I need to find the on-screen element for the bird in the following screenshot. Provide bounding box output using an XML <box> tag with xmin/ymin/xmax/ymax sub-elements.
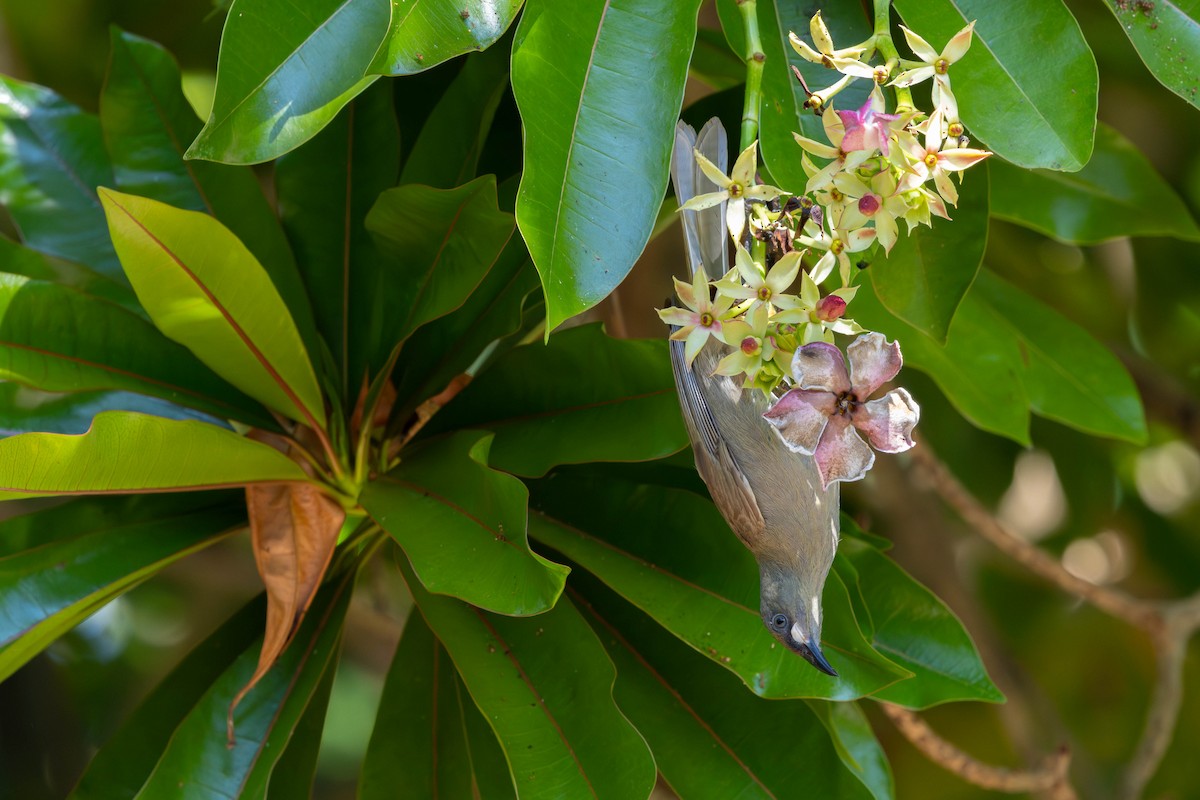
<box><xmin>668</xmin><ymin>118</ymin><xmax>840</xmax><ymax>677</ymax></box>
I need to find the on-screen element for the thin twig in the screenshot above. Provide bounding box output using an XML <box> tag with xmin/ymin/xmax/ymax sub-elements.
<box><xmin>881</xmin><ymin>703</ymin><xmax>1075</xmax><ymax>797</ymax></box>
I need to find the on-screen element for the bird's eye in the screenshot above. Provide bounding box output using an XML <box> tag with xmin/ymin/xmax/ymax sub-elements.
<box><xmin>771</xmin><ymin>613</ymin><xmax>788</xmax><ymax>631</ymax></box>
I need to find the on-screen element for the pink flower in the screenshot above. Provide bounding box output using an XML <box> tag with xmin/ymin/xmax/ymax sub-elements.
<box><xmin>836</xmin><ymin>91</ymin><xmax>900</xmax><ymax>157</ymax></box>
<box><xmin>762</xmin><ymin>333</ymin><xmax>920</xmax><ymax>488</ymax></box>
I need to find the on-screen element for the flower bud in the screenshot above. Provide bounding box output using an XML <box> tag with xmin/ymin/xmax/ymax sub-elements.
<box><xmin>816</xmin><ymin>295</ymin><xmax>847</xmax><ymax>321</ymax></box>
<box><xmin>858</xmin><ymin>193</ymin><xmax>881</xmax><ymax>217</ymax></box>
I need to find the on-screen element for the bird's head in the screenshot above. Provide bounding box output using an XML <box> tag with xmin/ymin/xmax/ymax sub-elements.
<box><xmin>759</xmin><ymin>558</ymin><xmax>838</xmax><ymax>676</ymax></box>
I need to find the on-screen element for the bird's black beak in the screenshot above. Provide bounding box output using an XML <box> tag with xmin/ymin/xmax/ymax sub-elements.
<box><xmin>804</xmin><ymin>639</ymin><xmax>839</xmax><ymax>677</ymax></box>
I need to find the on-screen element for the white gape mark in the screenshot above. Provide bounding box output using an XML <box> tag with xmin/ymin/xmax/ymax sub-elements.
<box><xmin>790</xmin><ymin>619</ymin><xmax>808</xmax><ymax>644</ymax></box>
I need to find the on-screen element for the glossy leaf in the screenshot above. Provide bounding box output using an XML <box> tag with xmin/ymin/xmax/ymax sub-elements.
<box><xmin>423</xmin><ymin>324</ymin><xmax>689</xmax><ymax>476</ymax></box>
<box><xmin>892</xmin><ymin>0</ymin><xmax>1097</xmax><ymax>171</ymax></box>
<box><xmin>0</xmin><ymin>235</ymin><xmax>133</xmax><ymax>310</ymax></box>
<box><xmin>398</xmin><ymin>556</ymin><xmax>658</xmax><ymax>800</ymax></box>
<box><xmin>186</xmin><ymin>0</ymin><xmax>392</xmax><ymax>164</ymax></box>
<box><xmin>576</xmin><ymin>583</ymin><xmax>886</xmax><ymax>800</ymax></box>
<box><xmin>69</xmin><ymin>596</ymin><xmax>265</xmax><ymax>800</ymax></box>
<box><xmin>267</xmin><ymin>647</ymin><xmax>337</xmax><ymax>799</ymax></box>
<box><xmin>529</xmin><ymin>473</ymin><xmax>909</xmax><ymax>699</ymax></box>
<box><xmin>132</xmin><ymin>569</ymin><xmax>353</xmax><ymax>800</ymax></box>
<box><xmin>275</xmin><ymin>80</ymin><xmax>399</xmax><ymax>398</ymax></box>
<box><xmin>393</xmin><ymin>236</ymin><xmax>539</xmax><ymax>413</ymax></box>
<box><xmin>363</xmin><ymin>176</ymin><xmax>515</xmax><ymax>370</ymax></box>
<box><xmin>371</xmin><ymin>0</ymin><xmax>520</xmax><ymax>75</ymax></box>
<box><xmin>836</xmin><ymin>537</ymin><xmax>1002</xmax><ymax>707</ymax></box>
<box><xmin>0</xmin><ymin>272</ymin><xmax>274</xmax><ymax>427</ymax></box>
<box><xmin>0</xmin><ymin>496</ymin><xmax>242</xmax><ymax>682</ymax></box>
<box><xmin>0</xmin><ymin>75</ymin><xmax>122</xmax><ymax>280</ymax></box>
<box><xmin>99</xmin><ymin>188</ymin><xmax>326</xmax><ymax>429</ymax></box>
<box><xmin>511</xmin><ymin>0</ymin><xmax>702</xmax><ymax>331</ymax></box>
<box><xmin>973</xmin><ymin>270</ymin><xmax>1146</xmax><ymax>443</ymax></box>
<box><xmin>989</xmin><ymin>124</ymin><xmax>1200</xmax><ymax>244</ymax></box>
<box><xmin>809</xmin><ymin>700</ymin><xmax>895</xmax><ymax>800</ymax></box>
<box><xmin>0</xmin><ymin>384</ymin><xmax>217</xmax><ymax>437</ymax></box>
<box><xmin>401</xmin><ymin>42</ymin><xmax>510</xmax><ymax>189</ymax></box>
<box><xmin>871</xmin><ymin>165</ymin><xmax>988</xmax><ymax>342</ymax></box>
<box><xmin>361</xmin><ymin>610</ymin><xmax>516</xmax><ymax>800</ymax></box>
<box><xmin>101</xmin><ymin>29</ymin><xmax>316</xmax><ymax>344</ymax></box>
<box><xmin>1101</xmin><ymin>0</ymin><xmax>1200</xmax><ymax>111</ymax></box>
<box><xmin>362</xmin><ymin>431</ymin><xmax>569</xmax><ymax>615</ymax></box>
<box><xmin>0</xmin><ymin>411</ymin><xmax>309</xmax><ymax>500</ymax></box>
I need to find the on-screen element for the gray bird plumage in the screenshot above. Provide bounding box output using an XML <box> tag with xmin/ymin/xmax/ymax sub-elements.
<box><xmin>669</xmin><ymin>119</ymin><xmax>841</xmax><ymax>676</ymax></box>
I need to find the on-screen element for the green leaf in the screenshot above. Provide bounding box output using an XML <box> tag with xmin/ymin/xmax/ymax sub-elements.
<box><xmin>397</xmin><ymin>555</ymin><xmax>658</xmax><ymax>800</ymax></box>
<box><xmin>400</xmin><ymin>41</ymin><xmax>511</xmax><ymax>188</ymax></box>
<box><xmin>850</xmin><ymin>278</ymin><xmax>1032</xmax><ymax>444</ymax></box>
<box><xmin>70</xmin><ymin>594</ymin><xmax>265</xmax><ymax>800</ymax></box>
<box><xmin>892</xmin><ymin>0</ymin><xmax>1097</xmax><ymax>171</ymax></box>
<box><xmin>836</xmin><ymin>536</ymin><xmax>1002</xmax><ymax>707</ymax></box>
<box><xmin>511</xmin><ymin>0</ymin><xmax>702</xmax><ymax>330</ymax></box>
<box><xmin>689</xmin><ymin>27</ymin><xmax>746</xmax><ymax>91</ymax></box>
<box><xmin>275</xmin><ymin>80</ymin><xmax>399</xmax><ymax>399</ymax></box>
<box><xmin>0</xmin><ymin>495</ymin><xmax>241</xmax><ymax>682</ymax></box>
<box><xmin>0</xmin><ymin>235</ymin><xmax>133</xmax><ymax>310</ymax></box>
<box><xmin>972</xmin><ymin>270</ymin><xmax>1147</xmax><ymax>443</ymax></box>
<box><xmin>529</xmin><ymin>473</ymin><xmax>909</xmax><ymax>699</ymax></box>
<box><xmin>361</xmin><ymin>610</ymin><xmax>516</xmax><ymax>800</ymax></box>
<box><xmin>423</xmin><ymin>324</ymin><xmax>689</xmax><ymax>476</ymax></box>
<box><xmin>1100</xmin><ymin>0</ymin><xmax>1200</xmax><ymax>111</ymax></box>
<box><xmin>186</xmin><ymin>0</ymin><xmax>392</xmax><ymax>164</ymax></box>
<box><xmin>0</xmin><ymin>385</ymin><xmax>215</xmax><ymax>437</ymax></box>
<box><xmin>370</xmin><ymin>0</ymin><xmax>521</xmax><ymax>76</ymax></box>
<box><xmin>362</xmin><ymin>431</ymin><xmax>568</xmax><ymax>615</ymax></box>
<box><xmin>132</xmin><ymin>568</ymin><xmax>353</xmax><ymax>800</ymax></box>
<box><xmin>0</xmin><ymin>272</ymin><xmax>274</xmax><ymax>427</ymax></box>
<box><xmin>101</xmin><ymin>29</ymin><xmax>317</xmax><ymax>349</ymax></box>
<box><xmin>871</xmin><ymin>163</ymin><xmax>988</xmax><ymax>342</ymax></box>
<box><xmin>0</xmin><ymin>75</ymin><xmax>123</xmax><ymax>281</ymax></box>
<box><xmin>363</xmin><ymin>176</ymin><xmax>515</xmax><ymax>370</ymax></box>
<box><xmin>394</xmin><ymin>237</ymin><xmax>539</xmax><ymax>413</ymax></box>
<box><xmin>99</xmin><ymin>188</ymin><xmax>326</xmax><ymax>429</ymax></box>
<box><xmin>809</xmin><ymin>700</ymin><xmax>895</xmax><ymax>800</ymax></box>
<box><xmin>0</xmin><ymin>411</ymin><xmax>309</xmax><ymax>500</ymax></box>
<box><xmin>576</xmin><ymin>582</ymin><xmax>886</xmax><ymax>800</ymax></box>
<box><xmin>988</xmin><ymin>124</ymin><xmax>1200</xmax><ymax>244</ymax></box>
<box><xmin>267</xmin><ymin>644</ymin><xmax>338</xmax><ymax>798</ymax></box>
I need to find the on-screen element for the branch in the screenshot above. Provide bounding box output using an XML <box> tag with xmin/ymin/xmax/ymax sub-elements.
<box><xmin>881</xmin><ymin>703</ymin><xmax>1075</xmax><ymax>798</ymax></box>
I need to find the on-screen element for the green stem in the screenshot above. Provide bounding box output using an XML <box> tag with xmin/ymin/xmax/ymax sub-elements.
<box><xmin>870</xmin><ymin>0</ymin><xmax>914</xmax><ymax>111</ymax></box>
<box><xmin>737</xmin><ymin>0</ymin><xmax>764</xmax><ymax>151</ymax></box>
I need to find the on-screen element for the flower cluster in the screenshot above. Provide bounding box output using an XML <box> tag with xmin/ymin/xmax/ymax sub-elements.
<box><xmin>660</xmin><ymin>13</ymin><xmax>987</xmax><ymax>484</ymax></box>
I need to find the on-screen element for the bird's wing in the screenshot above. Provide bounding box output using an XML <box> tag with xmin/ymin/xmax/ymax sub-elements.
<box><xmin>672</xmin><ymin>118</ymin><xmax>729</xmax><ymax>280</ymax></box>
<box><xmin>669</xmin><ymin>337</ymin><xmax>767</xmax><ymax>548</ymax></box>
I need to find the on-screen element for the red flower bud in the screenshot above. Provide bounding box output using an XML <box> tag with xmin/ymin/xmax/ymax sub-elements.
<box><xmin>816</xmin><ymin>295</ymin><xmax>847</xmax><ymax>321</ymax></box>
<box><xmin>857</xmin><ymin>193</ymin><xmax>881</xmax><ymax>217</ymax></box>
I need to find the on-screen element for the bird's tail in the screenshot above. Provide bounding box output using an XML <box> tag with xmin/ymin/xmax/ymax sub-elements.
<box><xmin>671</xmin><ymin>118</ymin><xmax>730</xmax><ymax>282</ymax></box>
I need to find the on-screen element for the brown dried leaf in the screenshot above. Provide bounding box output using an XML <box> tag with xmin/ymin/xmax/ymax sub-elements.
<box><xmin>350</xmin><ymin>374</ymin><xmax>398</xmax><ymax>442</ymax></box>
<box><xmin>228</xmin><ymin>482</ymin><xmax>345</xmax><ymax>741</ymax></box>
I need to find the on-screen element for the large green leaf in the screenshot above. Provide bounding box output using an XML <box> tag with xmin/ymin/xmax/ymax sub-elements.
<box><xmin>99</xmin><ymin>188</ymin><xmax>326</xmax><ymax>430</ymax></box>
<box><xmin>0</xmin><ymin>385</ymin><xmax>214</xmax><ymax>437</ymax></box>
<box><xmin>70</xmin><ymin>595</ymin><xmax>266</xmax><ymax>800</ymax></box>
<box><xmin>362</xmin><ymin>431</ymin><xmax>568</xmax><ymax>616</ymax></box>
<box><xmin>0</xmin><ymin>411</ymin><xmax>309</xmax><ymax>500</ymax></box>
<box><xmin>132</xmin><ymin>568</ymin><xmax>353</xmax><ymax>799</ymax></box>
<box><xmin>989</xmin><ymin>124</ymin><xmax>1200</xmax><ymax>244</ymax></box>
<box><xmin>266</xmin><ymin>645</ymin><xmax>338</xmax><ymax>798</ymax></box>
<box><xmin>1100</xmin><ymin>0</ymin><xmax>1200</xmax><ymax>111</ymax></box>
<box><xmin>0</xmin><ymin>75</ymin><xmax>123</xmax><ymax>281</ymax></box>
<box><xmin>511</xmin><ymin>0</ymin><xmax>702</xmax><ymax>330</ymax></box>
<box><xmin>361</xmin><ymin>610</ymin><xmax>515</xmax><ymax>800</ymax></box>
<box><xmin>835</xmin><ymin>537</ymin><xmax>1002</xmax><ymax>707</ymax></box>
<box><xmin>101</xmin><ymin>29</ymin><xmax>316</xmax><ymax>347</ymax></box>
<box><xmin>0</xmin><ymin>235</ymin><xmax>133</xmax><ymax>310</ymax></box>
<box><xmin>576</xmin><ymin>581</ymin><xmax>886</xmax><ymax>800</ymax></box>
<box><xmin>400</xmin><ymin>41</ymin><xmax>511</xmax><ymax>188</ymax></box>
<box><xmin>275</xmin><ymin>80</ymin><xmax>399</xmax><ymax>399</ymax></box>
<box><xmin>529</xmin><ymin>473</ymin><xmax>909</xmax><ymax>700</ymax></box>
<box><xmin>186</xmin><ymin>0</ymin><xmax>392</xmax><ymax>164</ymax></box>
<box><xmin>362</xmin><ymin>176</ymin><xmax>515</xmax><ymax>371</ymax></box>
<box><xmin>0</xmin><ymin>495</ymin><xmax>242</xmax><ymax>682</ymax></box>
<box><xmin>0</xmin><ymin>273</ymin><xmax>273</xmax><ymax>427</ymax></box>
<box><xmin>422</xmin><ymin>324</ymin><xmax>688</xmax><ymax>476</ymax></box>
<box><xmin>809</xmin><ymin>700</ymin><xmax>895</xmax><ymax>800</ymax></box>
<box><xmin>871</xmin><ymin>164</ymin><xmax>988</xmax><ymax>342</ymax></box>
<box><xmin>892</xmin><ymin>0</ymin><xmax>1097</xmax><ymax>171</ymax></box>
<box><xmin>371</xmin><ymin>0</ymin><xmax>521</xmax><ymax>75</ymax></box>
<box><xmin>398</xmin><ymin>555</ymin><xmax>658</xmax><ymax>800</ymax></box>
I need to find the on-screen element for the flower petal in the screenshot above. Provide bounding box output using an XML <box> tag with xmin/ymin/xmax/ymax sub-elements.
<box><xmin>942</xmin><ymin>21</ymin><xmax>975</xmax><ymax>64</ymax></box>
<box><xmin>684</xmin><ymin>326</ymin><xmax>712</xmax><ymax>367</ymax></box>
<box><xmin>726</xmin><ymin>197</ymin><xmax>747</xmax><ymax>242</ymax></box>
<box><xmin>694</xmin><ymin>148</ymin><xmax>733</xmax><ymax>190</ymax></box>
<box><xmin>889</xmin><ymin>65</ymin><xmax>934</xmax><ymax>88</ymax></box>
<box><xmin>791</xmin><ymin>341</ymin><xmax>851</xmax><ymax>394</ymax></box>
<box><xmin>730</xmin><ymin>141</ymin><xmax>760</xmax><ymax>186</ymax></box>
<box><xmin>767</xmin><ymin>250</ymin><xmax>802</xmax><ymax>293</ymax></box>
<box><xmin>793</xmin><ymin>133</ymin><xmax>840</xmax><ymax>160</ymax></box>
<box><xmin>899</xmin><ymin>25</ymin><xmax>938</xmax><ymax>62</ymax></box>
<box><xmin>762</xmin><ymin>388</ymin><xmax>836</xmax><ymax>455</ymax></box>
<box><xmin>853</xmin><ymin>387</ymin><xmax>920</xmax><ymax>453</ymax></box>
<box><xmin>809</xmin><ymin>250</ymin><xmax>837</xmax><ymax>285</ymax></box>
<box><xmin>814</xmin><ymin>414</ymin><xmax>875</xmax><ymax>487</ymax></box>
<box><xmin>658</xmin><ymin>306</ymin><xmax>695</xmax><ymax>327</ymax></box>
<box><xmin>789</xmin><ymin>33</ymin><xmax>826</xmax><ymax>64</ymax></box>
<box><xmin>846</xmin><ymin>332</ymin><xmax>902</xmax><ymax>397</ymax></box>
<box><xmin>938</xmin><ymin>147</ymin><xmax>992</xmax><ymax>171</ymax></box>
<box><xmin>680</xmin><ymin>191</ymin><xmax>728</xmax><ymax>211</ymax></box>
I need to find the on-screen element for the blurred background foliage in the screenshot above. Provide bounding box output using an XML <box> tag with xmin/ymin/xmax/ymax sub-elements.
<box><xmin>0</xmin><ymin>0</ymin><xmax>1197</xmax><ymax>798</ymax></box>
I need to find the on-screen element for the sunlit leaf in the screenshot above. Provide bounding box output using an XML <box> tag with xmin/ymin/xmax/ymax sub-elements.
<box><xmin>1100</xmin><ymin>0</ymin><xmax>1200</xmax><ymax>112</ymax></box>
<box><xmin>371</xmin><ymin>0</ymin><xmax>521</xmax><ymax>76</ymax></box>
